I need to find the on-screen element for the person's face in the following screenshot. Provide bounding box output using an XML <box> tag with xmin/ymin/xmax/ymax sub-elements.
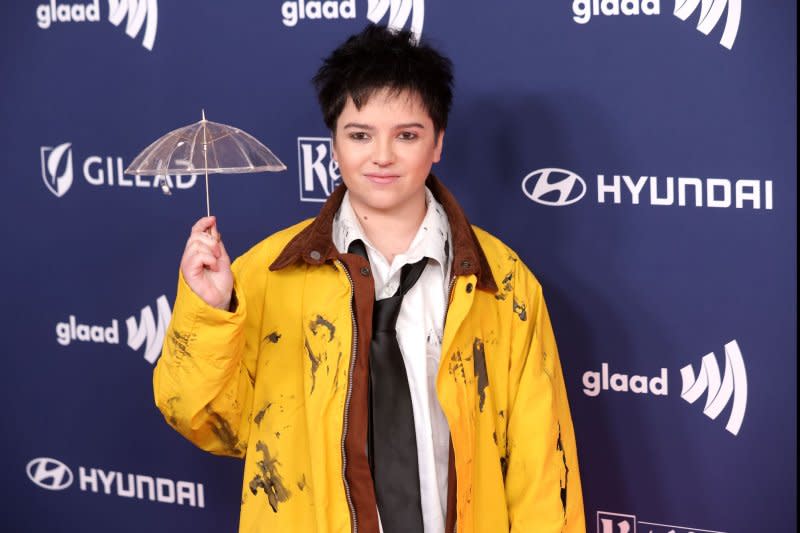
<box><xmin>332</xmin><ymin>88</ymin><xmax>444</xmax><ymax>216</ymax></box>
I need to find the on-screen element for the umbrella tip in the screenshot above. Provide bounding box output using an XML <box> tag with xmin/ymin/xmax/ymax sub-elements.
<box><xmin>201</xmin><ymin>109</ymin><xmax>206</xmax><ymax>121</ymax></box>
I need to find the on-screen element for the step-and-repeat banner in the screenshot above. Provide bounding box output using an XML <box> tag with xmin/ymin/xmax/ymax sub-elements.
<box><xmin>2</xmin><ymin>2</ymin><xmax>795</xmax><ymax>532</ymax></box>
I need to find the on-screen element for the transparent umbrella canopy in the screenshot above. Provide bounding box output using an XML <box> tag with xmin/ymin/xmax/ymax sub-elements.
<box><xmin>125</xmin><ymin>110</ymin><xmax>286</xmax><ymax>215</ymax></box>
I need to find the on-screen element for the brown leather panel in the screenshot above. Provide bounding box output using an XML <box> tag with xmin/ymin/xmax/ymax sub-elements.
<box><xmin>425</xmin><ymin>176</ymin><xmax>498</xmax><ymax>293</ymax></box>
<box><xmin>338</xmin><ymin>252</ymin><xmax>379</xmax><ymax>533</ymax></box>
<box><xmin>270</xmin><ymin>174</ymin><xmax>498</xmax><ymax>293</ymax></box>
<box><xmin>269</xmin><ymin>182</ymin><xmax>346</xmax><ymax>271</ymax></box>
<box><xmin>444</xmin><ymin>439</ymin><xmax>458</xmax><ymax>533</ymax></box>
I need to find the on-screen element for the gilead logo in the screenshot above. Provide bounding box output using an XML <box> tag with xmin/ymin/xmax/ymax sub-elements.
<box><xmin>41</xmin><ymin>143</ymin><xmax>74</xmax><ymax>198</ymax></box>
<box><xmin>40</xmin><ymin>142</ymin><xmax>197</xmax><ymax>197</ymax></box>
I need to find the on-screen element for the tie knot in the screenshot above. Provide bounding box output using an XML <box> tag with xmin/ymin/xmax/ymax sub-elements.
<box><xmin>373</xmin><ymin>257</ymin><xmax>428</xmax><ymax>331</ymax></box>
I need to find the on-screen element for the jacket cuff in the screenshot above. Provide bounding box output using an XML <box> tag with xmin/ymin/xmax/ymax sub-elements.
<box><xmin>171</xmin><ymin>271</ymin><xmax>247</xmax><ymax>361</ymax></box>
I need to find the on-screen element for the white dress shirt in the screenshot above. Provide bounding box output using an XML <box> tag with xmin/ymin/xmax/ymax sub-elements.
<box><xmin>333</xmin><ymin>187</ymin><xmax>452</xmax><ymax>533</ymax></box>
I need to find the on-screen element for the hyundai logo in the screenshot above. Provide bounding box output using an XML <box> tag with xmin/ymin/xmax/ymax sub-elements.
<box><xmin>522</xmin><ymin>168</ymin><xmax>587</xmax><ymax>206</ymax></box>
<box><xmin>26</xmin><ymin>457</ymin><xmax>74</xmax><ymax>491</ymax></box>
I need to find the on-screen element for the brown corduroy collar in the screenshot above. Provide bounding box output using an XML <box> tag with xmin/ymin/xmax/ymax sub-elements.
<box><xmin>269</xmin><ymin>174</ymin><xmax>497</xmax><ymax>293</ymax></box>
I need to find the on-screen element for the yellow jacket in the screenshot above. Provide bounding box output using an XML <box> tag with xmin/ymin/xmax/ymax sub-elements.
<box><xmin>154</xmin><ymin>176</ymin><xmax>585</xmax><ymax>532</ymax></box>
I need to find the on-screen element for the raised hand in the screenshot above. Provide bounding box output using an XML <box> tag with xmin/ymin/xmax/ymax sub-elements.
<box><xmin>180</xmin><ymin>216</ymin><xmax>234</xmax><ymax>310</ymax></box>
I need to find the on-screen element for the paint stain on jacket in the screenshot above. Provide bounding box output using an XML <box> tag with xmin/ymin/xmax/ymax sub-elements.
<box><xmin>495</xmin><ymin>271</ymin><xmax>513</xmax><ymax>301</ymax></box>
<box><xmin>249</xmin><ymin>441</ymin><xmax>291</xmax><ymax>512</ymax></box>
<box><xmin>264</xmin><ymin>331</ymin><xmax>281</xmax><ymax>343</ymax></box>
<box><xmin>205</xmin><ymin>406</ymin><xmax>243</xmax><ymax>455</ymax></box>
<box><xmin>449</xmin><ymin>351</ymin><xmax>467</xmax><ymax>384</ymax></box>
<box><xmin>165</xmin><ymin>396</ymin><xmax>180</xmax><ymax>427</ymax></box>
<box><xmin>309</xmin><ymin>315</ymin><xmax>336</xmax><ymax>341</ymax></box>
<box><xmin>168</xmin><ymin>329</ymin><xmax>194</xmax><ymax>359</ymax></box>
<box><xmin>254</xmin><ymin>401</ymin><xmax>272</xmax><ymax>426</ymax></box>
<box><xmin>557</xmin><ymin>422</ymin><xmax>569</xmax><ymax>514</ymax></box>
<box><xmin>512</xmin><ymin>298</ymin><xmax>527</xmax><ymax>321</ymax></box>
<box><xmin>472</xmin><ymin>338</ymin><xmax>489</xmax><ymax>411</ymax></box>
<box><xmin>304</xmin><ymin>339</ymin><xmax>320</xmax><ymax>394</ymax></box>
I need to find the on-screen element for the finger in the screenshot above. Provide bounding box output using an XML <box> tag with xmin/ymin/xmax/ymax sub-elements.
<box><xmin>185</xmin><ymin>238</ymin><xmax>221</xmax><ymax>258</ymax></box>
<box><xmin>188</xmin><ymin>251</ymin><xmax>220</xmax><ymax>273</ymax></box>
<box><xmin>191</xmin><ymin>216</ymin><xmax>217</xmax><ymax>234</ymax></box>
<box><xmin>217</xmin><ymin>238</ymin><xmax>231</xmax><ymax>268</ymax></box>
<box><xmin>209</xmin><ymin>224</ymin><xmax>220</xmax><ymax>243</ymax></box>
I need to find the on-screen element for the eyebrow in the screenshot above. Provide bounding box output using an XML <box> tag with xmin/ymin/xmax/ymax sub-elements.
<box><xmin>342</xmin><ymin>122</ymin><xmax>427</xmax><ymax>130</ymax></box>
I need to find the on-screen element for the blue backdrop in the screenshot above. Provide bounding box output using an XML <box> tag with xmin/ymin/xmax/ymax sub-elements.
<box><xmin>2</xmin><ymin>1</ymin><xmax>796</xmax><ymax>532</ymax></box>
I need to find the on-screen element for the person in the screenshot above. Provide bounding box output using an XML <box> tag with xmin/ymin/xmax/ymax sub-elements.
<box><xmin>154</xmin><ymin>24</ymin><xmax>585</xmax><ymax>533</ymax></box>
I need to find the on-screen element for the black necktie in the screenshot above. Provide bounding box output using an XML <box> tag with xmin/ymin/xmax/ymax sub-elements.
<box><xmin>348</xmin><ymin>240</ymin><xmax>427</xmax><ymax>533</ymax></box>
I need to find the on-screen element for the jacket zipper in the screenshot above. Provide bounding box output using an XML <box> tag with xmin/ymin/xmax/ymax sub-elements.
<box><xmin>340</xmin><ymin>267</ymin><xmax>459</xmax><ymax>533</ymax></box>
<box><xmin>444</xmin><ymin>273</ymin><xmax>457</xmax><ymax>533</ymax></box>
<box><xmin>336</xmin><ymin>259</ymin><xmax>359</xmax><ymax>533</ymax></box>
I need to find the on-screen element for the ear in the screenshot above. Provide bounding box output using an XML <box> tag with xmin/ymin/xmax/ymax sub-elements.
<box><xmin>432</xmin><ymin>129</ymin><xmax>445</xmax><ymax>163</ymax></box>
<box><xmin>331</xmin><ymin>133</ymin><xmax>338</xmax><ymax>162</ymax></box>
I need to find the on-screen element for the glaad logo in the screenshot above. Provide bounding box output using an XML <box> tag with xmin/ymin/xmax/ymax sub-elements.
<box><xmin>126</xmin><ymin>295</ymin><xmax>172</xmax><ymax>364</ymax></box>
<box><xmin>522</xmin><ymin>169</ymin><xmax>773</xmax><ymax>211</ymax></box>
<box><xmin>571</xmin><ymin>0</ymin><xmax>742</xmax><ymax>50</ymax></box>
<box><xmin>367</xmin><ymin>0</ymin><xmax>425</xmax><ymax>40</ymax></box>
<box><xmin>582</xmin><ymin>340</ymin><xmax>748</xmax><ymax>435</ymax></box>
<box><xmin>35</xmin><ymin>0</ymin><xmax>158</xmax><ymax>51</ymax></box>
<box><xmin>26</xmin><ymin>457</ymin><xmax>205</xmax><ymax>507</ymax></box>
<box><xmin>27</xmin><ymin>458</ymin><xmax>74</xmax><ymax>491</ymax></box>
<box><xmin>280</xmin><ymin>0</ymin><xmax>425</xmax><ymax>40</ymax></box>
<box><xmin>41</xmin><ymin>143</ymin><xmax>74</xmax><ymax>198</ymax></box>
<box><xmin>55</xmin><ymin>295</ymin><xmax>172</xmax><ymax>364</ymax></box>
<box><xmin>674</xmin><ymin>0</ymin><xmax>741</xmax><ymax>50</ymax></box>
<box><xmin>40</xmin><ymin>142</ymin><xmax>197</xmax><ymax>197</ymax></box>
<box><xmin>108</xmin><ymin>0</ymin><xmax>159</xmax><ymax>51</ymax></box>
<box><xmin>281</xmin><ymin>0</ymin><xmax>356</xmax><ymax>27</ymax></box>
<box><xmin>680</xmin><ymin>339</ymin><xmax>747</xmax><ymax>435</ymax></box>
<box><xmin>522</xmin><ymin>168</ymin><xmax>587</xmax><ymax>206</ymax></box>
<box><xmin>597</xmin><ymin>510</ymin><xmax>727</xmax><ymax>533</ymax></box>
<box><xmin>297</xmin><ymin>137</ymin><xmax>341</xmax><ymax>202</ymax></box>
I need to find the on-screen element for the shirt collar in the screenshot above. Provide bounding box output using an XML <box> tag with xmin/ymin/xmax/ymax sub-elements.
<box><xmin>269</xmin><ymin>174</ymin><xmax>498</xmax><ymax>294</ymax></box>
<box><xmin>333</xmin><ymin>187</ymin><xmax>452</xmax><ymax>278</ymax></box>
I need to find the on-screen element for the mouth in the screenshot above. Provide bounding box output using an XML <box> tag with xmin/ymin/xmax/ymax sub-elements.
<box><xmin>364</xmin><ymin>173</ymin><xmax>401</xmax><ymax>185</ymax></box>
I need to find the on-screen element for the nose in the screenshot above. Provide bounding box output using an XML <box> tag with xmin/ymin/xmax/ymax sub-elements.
<box><xmin>372</xmin><ymin>137</ymin><xmax>395</xmax><ymax>167</ymax></box>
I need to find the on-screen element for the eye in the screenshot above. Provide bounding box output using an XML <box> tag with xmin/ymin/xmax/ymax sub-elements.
<box><xmin>348</xmin><ymin>131</ymin><xmax>370</xmax><ymax>141</ymax></box>
<box><xmin>398</xmin><ymin>131</ymin><xmax>418</xmax><ymax>141</ymax></box>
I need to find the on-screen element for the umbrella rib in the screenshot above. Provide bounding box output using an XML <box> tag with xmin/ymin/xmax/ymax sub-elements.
<box><xmin>231</xmin><ymin>134</ymin><xmax>255</xmax><ymax>169</ymax></box>
<box><xmin>187</xmin><ymin>123</ymin><xmax>204</xmax><ymax>172</ymax></box>
<box><xmin>142</xmin><ymin>129</ymin><xmax>182</xmax><ymax>173</ymax></box>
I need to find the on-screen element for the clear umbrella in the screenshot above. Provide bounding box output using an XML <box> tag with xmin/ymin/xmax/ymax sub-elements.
<box><xmin>125</xmin><ymin>110</ymin><xmax>286</xmax><ymax>215</ymax></box>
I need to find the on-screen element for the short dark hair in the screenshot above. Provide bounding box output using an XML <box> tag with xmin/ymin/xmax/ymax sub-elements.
<box><xmin>313</xmin><ymin>24</ymin><xmax>454</xmax><ymax>134</ymax></box>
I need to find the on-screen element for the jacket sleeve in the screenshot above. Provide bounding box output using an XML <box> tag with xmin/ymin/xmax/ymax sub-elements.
<box><xmin>152</xmin><ymin>256</ymin><xmax>262</xmax><ymax>458</ymax></box>
<box><xmin>504</xmin><ymin>260</ymin><xmax>586</xmax><ymax>532</ymax></box>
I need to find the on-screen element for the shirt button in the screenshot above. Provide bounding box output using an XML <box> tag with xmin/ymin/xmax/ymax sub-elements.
<box><xmin>309</xmin><ymin>250</ymin><xmax>321</xmax><ymax>261</ymax></box>
<box><xmin>360</xmin><ymin>266</ymin><xmax>371</xmax><ymax>277</ymax></box>
<box><xmin>466</xmin><ymin>283</ymin><xmax>474</xmax><ymax>293</ymax></box>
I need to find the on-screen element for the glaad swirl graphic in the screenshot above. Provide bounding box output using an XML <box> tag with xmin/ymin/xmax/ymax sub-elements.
<box><xmin>367</xmin><ymin>0</ymin><xmax>425</xmax><ymax>41</ymax></box>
